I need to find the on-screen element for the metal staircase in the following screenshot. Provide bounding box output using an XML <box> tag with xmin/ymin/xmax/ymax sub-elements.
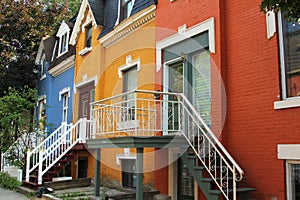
<box><xmin>91</xmin><ymin>90</ymin><xmax>253</xmax><ymax>200</ymax></box>
<box><xmin>25</xmin><ymin>118</ymin><xmax>93</xmax><ymax>187</ymax></box>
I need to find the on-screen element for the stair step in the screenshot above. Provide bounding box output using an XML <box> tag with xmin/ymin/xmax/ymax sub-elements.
<box><xmin>23</xmin><ymin>181</ymin><xmax>42</xmax><ymax>189</ymax></box>
<box><xmin>209</xmin><ymin>187</ymin><xmax>255</xmax><ymax>195</ymax></box>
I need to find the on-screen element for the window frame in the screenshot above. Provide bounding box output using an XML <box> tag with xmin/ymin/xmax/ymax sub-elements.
<box><xmin>62</xmin><ymin>93</ymin><xmax>69</xmax><ymax>122</ymax></box>
<box><xmin>58</xmin><ymin>32</ymin><xmax>69</xmax><ymax>56</ymax></box>
<box><xmin>116</xmin><ymin>0</ymin><xmax>135</xmax><ymax>25</ymax></box>
<box><xmin>286</xmin><ymin>160</ymin><xmax>300</xmax><ymax>200</ymax></box>
<box><xmin>40</xmin><ymin>53</ymin><xmax>46</xmax><ymax>80</ymax></box>
<box><xmin>85</xmin><ymin>23</ymin><xmax>92</xmax><ymax>48</ymax></box>
<box><xmin>278</xmin><ymin>12</ymin><xmax>300</xmax><ymax>100</ymax></box>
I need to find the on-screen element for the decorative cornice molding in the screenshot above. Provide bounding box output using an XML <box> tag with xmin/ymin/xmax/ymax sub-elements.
<box><xmin>100</xmin><ymin>5</ymin><xmax>156</xmax><ymax>48</ymax></box>
<box><xmin>48</xmin><ymin>55</ymin><xmax>75</xmax><ymax>77</ymax></box>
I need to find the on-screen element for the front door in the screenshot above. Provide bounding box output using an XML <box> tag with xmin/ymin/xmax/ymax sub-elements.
<box><xmin>178</xmin><ymin>158</ymin><xmax>194</xmax><ymax>200</ymax></box>
<box><xmin>121</xmin><ymin>159</ymin><xmax>136</xmax><ymax>188</ymax></box>
<box><xmin>78</xmin><ymin>83</ymin><xmax>95</xmax><ymax>120</ymax></box>
<box><xmin>78</xmin><ymin>156</ymin><xmax>88</xmax><ymax>178</ymax></box>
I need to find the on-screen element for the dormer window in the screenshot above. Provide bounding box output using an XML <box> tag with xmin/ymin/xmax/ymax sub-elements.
<box><xmin>85</xmin><ymin>24</ymin><xmax>92</xmax><ymax>48</ymax></box>
<box><xmin>56</xmin><ymin>21</ymin><xmax>70</xmax><ymax>57</ymax></box>
<box><xmin>116</xmin><ymin>0</ymin><xmax>135</xmax><ymax>25</ymax></box>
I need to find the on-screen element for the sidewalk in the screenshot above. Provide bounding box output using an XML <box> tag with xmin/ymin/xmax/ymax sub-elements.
<box><xmin>0</xmin><ymin>186</ymin><xmax>29</xmax><ymax>199</ymax></box>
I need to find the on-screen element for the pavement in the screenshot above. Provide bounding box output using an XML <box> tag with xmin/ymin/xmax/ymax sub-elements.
<box><xmin>0</xmin><ymin>187</ymin><xmax>29</xmax><ymax>199</ymax></box>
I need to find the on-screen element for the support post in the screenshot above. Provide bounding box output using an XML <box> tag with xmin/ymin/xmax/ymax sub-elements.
<box><xmin>25</xmin><ymin>150</ymin><xmax>30</xmax><ymax>181</ymax></box>
<box><xmin>136</xmin><ymin>148</ymin><xmax>144</xmax><ymax>200</ymax></box>
<box><xmin>95</xmin><ymin>148</ymin><xmax>101</xmax><ymax>197</ymax></box>
<box><xmin>38</xmin><ymin>150</ymin><xmax>43</xmax><ymax>185</ymax></box>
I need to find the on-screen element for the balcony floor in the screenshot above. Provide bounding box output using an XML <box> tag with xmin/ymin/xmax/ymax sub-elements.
<box><xmin>86</xmin><ymin>135</ymin><xmax>189</xmax><ymax>149</ymax></box>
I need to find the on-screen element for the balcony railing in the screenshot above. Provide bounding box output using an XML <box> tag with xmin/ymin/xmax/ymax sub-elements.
<box><xmin>91</xmin><ymin>90</ymin><xmax>244</xmax><ymax>200</ymax></box>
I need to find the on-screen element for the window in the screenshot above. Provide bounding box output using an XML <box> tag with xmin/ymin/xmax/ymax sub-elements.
<box><xmin>62</xmin><ymin>93</ymin><xmax>68</xmax><ymax>122</ymax></box>
<box><xmin>59</xmin><ymin>32</ymin><xmax>68</xmax><ymax>55</ymax></box>
<box><xmin>119</xmin><ymin>0</ymin><xmax>134</xmax><ymax>22</ymax></box>
<box><xmin>287</xmin><ymin>161</ymin><xmax>300</xmax><ymax>200</ymax></box>
<box><xmin>123</xmin><ymin>66</ymin><xmax>137</xmax><ymax>120</ymax></box>
<box><xmin>279</xmin><ymin>15</ymin><xmax>300</xmax><ymax>98</ymax></box>
<box><xmin>85</xmin><ymin>24</ymin><xmax>92</xmax><ymax>48</ymax></box>
<box><xmin>40</xmin><ymin>53</ymin><xmax>46</xmax><ymax>79</ymax></box>
<box><xmin>38</xmin><ymin>98</ymin><xmax>46</xmax><ymax>130</ymax></box>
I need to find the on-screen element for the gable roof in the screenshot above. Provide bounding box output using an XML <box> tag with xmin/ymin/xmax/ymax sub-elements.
<box><xmin>69</xmin><ymin>0</ymin><xmax>104</xmax><ymax>45</ymax></box>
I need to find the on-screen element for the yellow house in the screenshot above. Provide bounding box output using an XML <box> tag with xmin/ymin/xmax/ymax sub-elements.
<box><xmin>69</xmin><ymin>0</ymin><xmax>157</xmax><ymax>190</ymax></box>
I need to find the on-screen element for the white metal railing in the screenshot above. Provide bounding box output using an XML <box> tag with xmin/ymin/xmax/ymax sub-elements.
<box><xmin>25</xmin><ymin>118</ymin><xmax>93</xmax><ymax>184</ymax></box>
<box><xmin>91</xmin><ymin>90</ymin><xmax>244</xmax><ymax>200</ymax></box>
<box><xmin>1</xmin><ymin>131</ymin><xmax>43</xmax><ymax>171</ymax></box>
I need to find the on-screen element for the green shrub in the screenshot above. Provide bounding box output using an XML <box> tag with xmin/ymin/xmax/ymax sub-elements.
<box><xmin>0</xmin><ymin>172</ymin><xmax>22</xmax><ymax>190</ymax></box>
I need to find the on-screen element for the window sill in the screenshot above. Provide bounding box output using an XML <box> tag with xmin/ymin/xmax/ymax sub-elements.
<box><xmin>274</xmin><ymin>97</ymin><xmax>300</xmax><ymax>110</ymax></box>
<box><xmin>79</xmin><ymin>47</ymin><xmax>92</xmax><ymax>56</ymax></box>
<box><xmin>40</xmin><ymin>74</ymin><xmax>46</xmax><ymax>81</ymax></box>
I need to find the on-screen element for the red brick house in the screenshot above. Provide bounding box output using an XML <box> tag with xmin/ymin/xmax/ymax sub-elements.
<box><xmin>154</xmin><ymin>0</ymin><xmax>300</xmax><ymax>199</ymax></box>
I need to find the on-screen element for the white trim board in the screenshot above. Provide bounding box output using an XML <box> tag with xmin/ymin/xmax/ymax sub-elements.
<box><xmin>156</xmin><ymin>17</ymin><xmax>215</xmax><ymax>72</ymax></box>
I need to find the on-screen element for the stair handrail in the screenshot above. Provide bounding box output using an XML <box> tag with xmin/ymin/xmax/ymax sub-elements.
<box><xmin>137</xmin><ymin>90</ymin><xmax>244</xmax><ymax>199</ymax></box>
<box><xmin>26</xmin><ymin>118</ymin><xmax>93</xmax><ymax>184</ymax></box>
<box><xmin>178</xmin><ymin>92</ymin><xmax>244</xmax><ymax>178</ymax></box>
<box><xmin>25</xmin><ymin>122</ymin><xmax>72</xmax><ymax>181</ymax></box>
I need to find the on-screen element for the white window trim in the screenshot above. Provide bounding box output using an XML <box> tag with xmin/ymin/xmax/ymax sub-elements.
<box><xmin>274</xmin><ymin>12</ymin><xmax>300</xmax><ymax>109</ymax></box>
<box><xmin>115</xmin><ymin>0</ymin><xmax>136</xmax><ymax>26</ymax></box>
<box><xmin>156</xmin><ymin>17</ymin><xmax>215</xmax><ymax>72</ymax></box>
<box><xmin>59</xmin><ymin>87</ymin><xmax>71</xmax><ymax>101</ymax></box>
<box><xmin>40</xmin><ymin>54</ymin><xmax>46</xmax><ymax>80</ymax></box>
<box><xmin>286</xmin><ymin>160</ymin><xmax>300</xmax><ymax>200</ymax></box>
<box><xmin>74</xmin><ymin>75</ymin><xmax>98</xmax><ymax>94</ymax></box>
<box><xmin>79</xmin><ymin>21</ymin><xmax>93</xmax><ymax>56</ymax></box>
<box><xmin>56</xmin><ymin>21</ymin><xmax>70</xmax><ymax>57</ymax></box>
<box><xmin>118</xmin><ymin>55</ymin><xmax>140</xmax><ymax>78</ymax></box>
<box><xmin>62</xmin><ymin>94</ymin><xmax>69</xmax><ymax>122</ymax></box>
<box><xmin>116</xmin><ymin>148</ymin><xmax>136</xmax><ymax>166</ymax></box>
<box><xmin>57</xmin><ymin>31</ymin><xmax>69</xmax><ymax>57</ymax></box>
<box><xmin>79</xmin><ymin>47</ymin><xmax>92</xmax><ymax>56</ymax></box>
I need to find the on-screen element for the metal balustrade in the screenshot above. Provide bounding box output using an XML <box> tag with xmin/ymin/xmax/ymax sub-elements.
<box><xmin>25</xmin><ymin>118</ymin><xmax>93</xmax><ymax>185</ymax></box>
<box><xmin>91</xmin><ymin>90</ymin><xmax>244</xmax><ymax>200</ymax></box>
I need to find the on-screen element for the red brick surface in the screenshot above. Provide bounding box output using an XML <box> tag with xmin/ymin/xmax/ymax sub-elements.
<box><xmin>156</xmin><ymin>0</ymin><xmax>300</xmax><ymax>199</ymax></box>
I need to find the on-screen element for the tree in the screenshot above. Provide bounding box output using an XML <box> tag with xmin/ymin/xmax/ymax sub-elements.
<box><xmin>0</xmin><ymin>87</ymin><xmax>37</xmax><ymax>170</ymax></box>
<box><xmin>0</xmin><ymin>0</ymin><xmax>79</xmax><ymax>96</ymax></box>
<box><xmin>260</xmin><ymin>0</ymin><xmax>300</xmax><ymax>21</ymax></box>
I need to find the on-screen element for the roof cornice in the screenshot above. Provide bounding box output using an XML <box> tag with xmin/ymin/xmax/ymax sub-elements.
<box><xmin>99</xmin><ymin>5</ymin><xmax>156</xmax><ymax>48</ymax></box>
<box><xmin>48</xmin><ymin>55</ymin><xmax>75</xmax><ymax>77</ymax></box>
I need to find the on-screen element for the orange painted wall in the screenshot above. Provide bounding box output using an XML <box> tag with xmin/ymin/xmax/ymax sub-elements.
<box><xmin>97</xmin><ymin>18</ymin><xmax>156</xmax><ymax>186</ymax></box>
<box><xmin>73</xmin><ymin>6</ymin><xmax>156</xmax><ymax>186</ymax></box>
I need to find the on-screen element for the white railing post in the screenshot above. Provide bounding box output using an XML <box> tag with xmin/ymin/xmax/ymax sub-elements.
<box><xmin>79</xmin><ymin>118</ymin><xmax>87</xmax><ymax>143</ymax></box>
<box><xmin>92</xmin><ymin>119</ymin><xmax>96</xmax><ymax>139</ymax></box>
<box><xmin>25</xmin><ymin>149</ymin><xmax>30</xmax><ymax>182</ymax></box>
<box><xmin>38</xmin><ymin>149</ymin><xmax>43</xmax><ymax>185</ymax></box>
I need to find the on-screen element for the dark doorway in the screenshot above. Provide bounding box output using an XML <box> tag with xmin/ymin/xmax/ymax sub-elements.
<box><xmin>78</xmin><ymin>156</ymin><xmax>88</xmax><ymax>178</ymax></box>
<box><xmin>178</xmin><ymin>158</ymin><xmax>194</xmax><ymax>200</ymax></box>
<box><xmin>121</xmin><ymin>159</ymin><xmax>136</xmax><ymax>188</ymax></box>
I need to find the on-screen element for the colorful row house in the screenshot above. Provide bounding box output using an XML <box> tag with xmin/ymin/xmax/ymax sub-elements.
<box><xmin>24</xmin><ymin>0</ymin><xmax>300</xmax><ymax>200</ymax></box>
